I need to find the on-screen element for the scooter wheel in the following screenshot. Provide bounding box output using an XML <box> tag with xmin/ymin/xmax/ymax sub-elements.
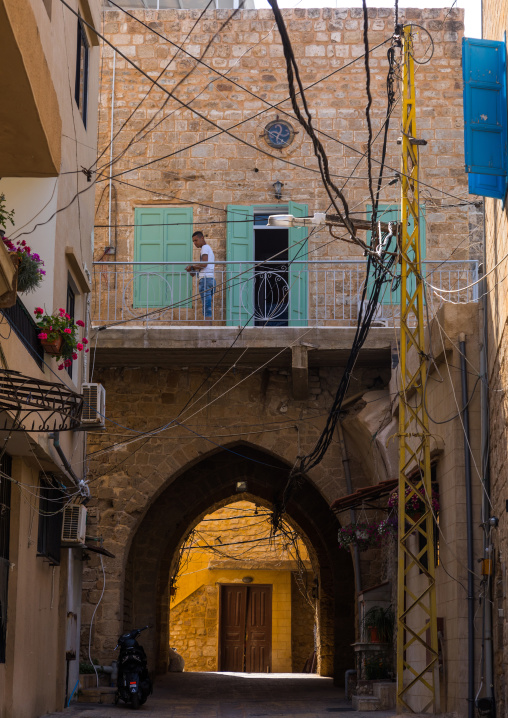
<box><xmin>131</xmin><ymin>693</ymin><xmax>140</xmax><ymax>710</ymax></box>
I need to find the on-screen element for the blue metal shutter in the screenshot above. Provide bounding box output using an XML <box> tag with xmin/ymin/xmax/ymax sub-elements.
<box><xmin>462</xmin><ymin>37</ymin><xmax>508</xmax><ymax>177</ymax></box>
<box><xmin>468</xmin><ymin>171</ymin><xmax>508</xmax><ymax>200</ymax></box>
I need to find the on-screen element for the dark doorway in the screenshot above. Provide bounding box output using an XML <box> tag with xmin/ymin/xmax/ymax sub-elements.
<box><xmin>219</xmin><ymin>584</ymin><xmax>272</xmax><ymax>672</ymax></box>
<box><xmin>254</xmin><ymin>227</ymin><xmax>289</xmax><ymax>326</ymax></box>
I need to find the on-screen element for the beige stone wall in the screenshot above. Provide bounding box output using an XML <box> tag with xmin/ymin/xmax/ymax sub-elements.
<box><xmin>82</xmin><ymin>362</ymin><xmax>388</xmax><ymax>676</ymax></box>
<box><xmin>480</xmin><ymin>3</ymin><xmax>508</xmax><ymax>715</ymax></box>
<box><xmin>93</xmin><ymin>6</ymin><xmax>476</xmax><ymax>329</ymax></box>
<box><xmin>0</xmin><ymin>2</ymin><xmax>102</xmax><ymax>717</ymax></box>
<box><xmin>171</xmin><ymin>585</ymin><xmax>218</xmax><ymax>671</ymax></box>
<box><xmin>291</xmin><ymin>572</ymin><xmax>315</xmax><ymax>672</ymax></box>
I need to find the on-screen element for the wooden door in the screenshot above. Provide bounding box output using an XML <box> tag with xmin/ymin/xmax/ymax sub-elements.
<box><xmin>219</xmin><ymin>585</ymin><xmax>247</xmax><ymax>672</ymax></box>
<box><xmin>219</xmin><ymin>585</ymin><xmax>272</xmax><ymax>673</ymax></box>
<box><xmin>246</xmin><ymin>585</ymin><xmax>272</xmax><ymax>673</ymax></box>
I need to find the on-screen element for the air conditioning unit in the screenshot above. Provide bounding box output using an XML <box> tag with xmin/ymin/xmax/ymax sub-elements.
<box><xmin>61</xmin><ymin>505</ymin><xmax>87</xmax><ymax>545</ymax></box>
<box><xmin>81</xmin><ymin>383</ymin><xmax>106</xmax><ymax>428</ymax></box>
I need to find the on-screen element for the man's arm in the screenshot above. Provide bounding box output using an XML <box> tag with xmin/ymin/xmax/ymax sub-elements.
<box><xmin>192</xmin><ymin>253</ymin><xmax>208</xmax><ymax>270</ymax></box>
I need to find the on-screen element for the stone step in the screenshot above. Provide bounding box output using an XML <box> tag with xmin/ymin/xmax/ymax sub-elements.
<box><xmin>352</xmin><ymin>695</ymin><xmax>382</xmax><ymax>711</ymax></box>
<box><xmin>78</xmin><ymin>686</ymin><xmax>117</xmax><ymax>705</ymax></box>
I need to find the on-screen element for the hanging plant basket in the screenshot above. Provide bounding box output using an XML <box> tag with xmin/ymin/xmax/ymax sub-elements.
<box><xmin>40</xmin><ymin>335</ymin><xmax>63</xmax><ymax>356</ymax></box>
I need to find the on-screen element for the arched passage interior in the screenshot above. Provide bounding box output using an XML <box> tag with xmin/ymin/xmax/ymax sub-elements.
<box><xmin>122</xmin><ymin>444</ymin><xmax>355</xmax><ymax>681</ymax></box>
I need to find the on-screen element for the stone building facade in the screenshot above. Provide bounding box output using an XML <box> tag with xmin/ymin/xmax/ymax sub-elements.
<box><xmin>0</xmin><ymin>2</ymin><xmax>101</xmax><ymax>717</ymax></box>
<box><xmin>477</xmin><ymin>2</ymin><xmax>508</xmax><ymax>716</ymax></box>
<box><xmin>83</xmin><ymin>5</ymin><xmax>484</xmax><ymax>714</ymax></box>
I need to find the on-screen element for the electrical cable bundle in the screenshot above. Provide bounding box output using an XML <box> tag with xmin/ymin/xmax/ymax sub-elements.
<box><xmin>272</xmin><ymin>238</ymin><xmax>398</xmax><ymax>532</ymax></box>
<box><xmin>267</xmin><ymin>0</ymin><xmax>355</xmax><ymax>239</ymax></box>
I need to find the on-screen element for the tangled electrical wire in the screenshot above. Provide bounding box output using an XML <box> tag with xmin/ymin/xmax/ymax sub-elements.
<box><xmin>171</xmin><ymin>505</ymin><xmax>315</xmax><ymax>606</ymax></box>
<box><xmin>267</xmin><ymin>0</ymin><xmax>355</xmax><ymax>239</ymax></box>
<box><xmin>272</xmin><ymin>232</ymin><xmax>399</xmax><ymax>532</ymax></box>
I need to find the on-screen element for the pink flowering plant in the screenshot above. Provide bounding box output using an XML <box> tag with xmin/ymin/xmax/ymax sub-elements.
<box><xmin>34</xmin><ymin>307</ymin><xmax>88</xmax><ymax>369</ymax></box>
<box><xmin>338</xmin><ymin>522</ymin><xmax>385</xmax><ymax>552</ymax></box>
<box><xmin>387</xmin><ymin>485</ymin><xmax>439</xmax><ymax>516</ymax></box>
<box><xmin>2</xmin><ymin>236</ymin><xmax>45</xmax><ymax>293</ymax></box>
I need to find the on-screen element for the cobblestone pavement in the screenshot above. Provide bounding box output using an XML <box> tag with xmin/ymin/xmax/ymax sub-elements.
<box><xmin>47</xmin><ymin>673</ymin><xmax>396</xmax><ymax>718</ymax></box>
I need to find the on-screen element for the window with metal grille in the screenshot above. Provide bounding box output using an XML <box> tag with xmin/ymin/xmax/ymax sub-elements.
<box><xmin>37</xmin><ymin>479</ymin><xmax>64</xmax><ymax>566</ymax></box>
<box><xmin>75</xmin><ymin>18</ymin><xmax>89</xmax><ymax>127</ymax></box>
<box><xmin>0</xmin><ymin>453</ymin><xmax>12</xmax><ymax>664</ymax></box>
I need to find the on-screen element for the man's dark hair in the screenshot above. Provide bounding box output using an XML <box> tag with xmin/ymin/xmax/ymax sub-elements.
<box><xmin>192</xmin><ymin>231</ymin><xmax>204</xmax><ymax>239</ymax></box>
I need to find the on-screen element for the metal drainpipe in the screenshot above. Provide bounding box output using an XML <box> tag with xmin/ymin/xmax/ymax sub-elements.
<box><xmin>480</xmin><ymin>201</ymin><xmax>494</xmax><ymax>708</ymax></box>
<box><xmin>336</xmin><ymin>423</ymin><xmax>362</xmax><ymax>603</ymax></box>
<box><xmin>50</xmin><ymin>431</ymin><xmax>89</xmax><ymax>499</ymax></box>
<box><xmin>458</xmin><ymin>333</ymin><xmax>475</xmax><ymax>718</ymax></box>
<box><xmin>108</xmin><ymin>51</ymin><xmax>116</xmax><ymax>251</ymax></box>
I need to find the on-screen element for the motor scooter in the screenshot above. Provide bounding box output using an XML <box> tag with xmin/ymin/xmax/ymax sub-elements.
<box><xmin>114</xmin><ymin>625</ymin><xmax>152</xmax><ymax>709</ymax></box>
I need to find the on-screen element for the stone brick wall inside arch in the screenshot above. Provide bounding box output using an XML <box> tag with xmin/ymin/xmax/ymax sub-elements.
<box><xmin>82</xmin><ymin>364</ymin><xmax>392</xmax><ymax>680</ymax></box>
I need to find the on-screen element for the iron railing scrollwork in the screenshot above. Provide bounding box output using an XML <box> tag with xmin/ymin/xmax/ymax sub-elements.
<box><xmin>0</xmin><ymin>369</ymin><xmax>83</xmax><ymax>432</ymax></box>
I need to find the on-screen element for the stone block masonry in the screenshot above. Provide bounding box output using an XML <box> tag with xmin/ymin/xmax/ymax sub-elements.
<box><xmin>94</xmin><ymin>7</ymin><xmax>476</xmax><ymax>272</ymax></box>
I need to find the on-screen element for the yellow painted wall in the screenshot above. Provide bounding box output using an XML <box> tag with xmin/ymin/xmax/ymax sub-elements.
<box><xmin>169</xmin><ymin>501</ymin><xmax>313</xmax><ymax>673</ymax></box>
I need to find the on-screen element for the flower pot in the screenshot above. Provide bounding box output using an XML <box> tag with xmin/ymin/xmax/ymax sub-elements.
<box><xmin>41</xmin><ymin>336</ymin><xmax>63</xmax><ymax>355</ymax></box>
<box><xmin>0</xmin><ymin>254</ymin><xmax>19</xmax><ymax>308</ymax></box>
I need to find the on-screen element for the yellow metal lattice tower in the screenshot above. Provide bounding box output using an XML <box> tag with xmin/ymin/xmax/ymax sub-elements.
<box><xmin>397</xmin><ymin>25</ymin><xmax>439</xmax><ymax>713</ymax></box>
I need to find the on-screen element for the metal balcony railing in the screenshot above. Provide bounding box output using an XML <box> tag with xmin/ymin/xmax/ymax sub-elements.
<box><xmin>91</xmin><ymin>260</ymin><xmax>479</xmax><ymax>329</ymax></box>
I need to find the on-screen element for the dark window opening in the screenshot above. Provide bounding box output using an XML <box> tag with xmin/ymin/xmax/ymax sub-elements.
<box><xmin>66</xmin><ymin>283</ymin><xmax>75</xmax><ymax>379</ymax></box>
<box><xmin>254</xmin><ymin>227</ymin><xmax>288</xmax><ymax>327</ymax></box>
<box><xmin>0</xmin><ymin>453</ymin><xmax>12</xmax><ymax>664</ymax></box>
<box><xmin>37</xmin><ymin>479</ymin><xmax>64</xmax><ymax>566</ymax></box>
<box><xmin>1</xmin><ymin>298</ymin><xmax>44</xmax><ymax>368</ymax></box>
<box><xmin>418</xmin><ymin>469</ymin><xmax>439</xmax><ymax>572</ymax></box>
<box><xmin>75</xmin><ymin>18</ymin><xmax>89</xmax><ymax>126</ymax></box>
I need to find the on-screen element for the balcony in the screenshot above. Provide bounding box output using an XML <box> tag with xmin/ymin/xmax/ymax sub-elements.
<box><xmin>92</xmin><ymin>260</ymin><xmax>478</xmax><ymax>329</ymax></box>
<box><xmin>91</xmin><ymin>260</ymin><xmax>479</xmax><ymax>375</ymax></box>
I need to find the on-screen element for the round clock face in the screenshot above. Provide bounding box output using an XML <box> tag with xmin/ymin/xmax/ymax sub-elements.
<box><xmin>264</xmin><ymin>120</ymin><xmax>295</xmax><ymax>149</ymax></box>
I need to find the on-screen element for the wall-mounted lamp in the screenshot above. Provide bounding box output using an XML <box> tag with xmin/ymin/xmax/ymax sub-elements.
<box><xmin>242</xmin><ymin>576</ymin><xmax>254</xmax><ymax>584</ymax></box>
<box><xmin>273</xmin><ymin>180</ymin><xmax>284</xmax><ymax>200</ymax></box>
<box><xmin>236</xmin><ymin>480</ymin><xmax>248</xmax><ymax>493</ymax></box>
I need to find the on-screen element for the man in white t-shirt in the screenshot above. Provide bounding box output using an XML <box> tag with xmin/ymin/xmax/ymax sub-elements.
<box><xmin>186</xmin><ymin>231</ymin><xmax>216</xmax><ymax>323</ymax></box>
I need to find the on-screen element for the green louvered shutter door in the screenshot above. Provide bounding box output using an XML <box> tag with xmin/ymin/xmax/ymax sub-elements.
<box><xmin>134</xmin><ymin>207</ymin><xmax>164</xmax><ymax>308</ymax></box>
<box><xmin>163</xmin><ymin>207</ymin><xmax>193</xmax><ymax>310</ymax></box>
<box><xmin>366</xmin><ymin>205</ymin><xmax>426</xmax><ymax>306</ymax></box>
<box><xmin>288</xmin><ymin>201</ymin><xmax>308</xmax><ymax>326</ymax></box>
<box><xmin>226</xmin><ymin>205</ymin><xmax>254</xmax><ymax>326</ymax></box>
<box><xmin>134</xmin><ymin>207</ymin><xmax>192</xmax><ymax>310</ymax></box>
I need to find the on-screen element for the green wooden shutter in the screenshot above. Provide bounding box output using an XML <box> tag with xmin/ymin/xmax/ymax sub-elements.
<box><xmin>366</xmin><ymin>205</ymin><xmax>426</xmax><ymax>306</ymax></box>
<box><xmin>134</xmin><ymin>207</ymin><xmax>164</xmax><ymax>308</ymax></box>
<box><xmin>134</xmin><ymin>207</ymin><xmax>192</xmax><ymax>310</ymax></box>
<box><xmin>288</xmin><ymin>201</ymin><xmax>308</xmax><ymax>327</ymax></box>
<box><xmin>226</xmin><ymin>205</ymin><xmax>254</xmax><ymax>326</ymax></box>
<box><xmin>163</xmin><ymin>207</ymin><xmax>193</xmax><ymax>310</ymax></box>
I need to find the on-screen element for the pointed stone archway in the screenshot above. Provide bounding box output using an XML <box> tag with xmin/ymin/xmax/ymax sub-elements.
<box><xmin>84</xmin><ymin>443</ymin><xmax>356</xmax><ymax>682</ymax></box>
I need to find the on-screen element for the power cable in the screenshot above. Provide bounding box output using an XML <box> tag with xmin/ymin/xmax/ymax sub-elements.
<box><xmin>87</xmin><ymin>19</ymin><xmax>469</xmax><ymax>209</ymax></box>
<box><xmin>93</xmin><ymin>0</ymin><xmax>216</xmax><ymax>172</ymax></box>
<box><xmin>98</xmin><ymin>0</ymin><xmax>303</xmax><ymax>175</ymax></box>
<box><xmin>268</xmin><ymin>0</ymin><xmax>356</xmax><ymax>237</ymax></box>
<box><xmin>95</xmin><ymin>1</ymin><xmax>391</xmax><ymax>178</ymax></box>
<box><xmin>361</xmin><ymin>0</ymin><xmax>376</xmax><ymax>217</ymax></box>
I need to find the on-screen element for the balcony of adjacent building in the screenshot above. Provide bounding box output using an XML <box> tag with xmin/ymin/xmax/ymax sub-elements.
<box><xmin>0</xmin><ymin>0</ymin><xmax>62</xmax><ymax>177</ymax></box>
<box><xmin>91</xmin><ymin>258</ymin><xmax>479</xmax><ymax>381</ymax></box>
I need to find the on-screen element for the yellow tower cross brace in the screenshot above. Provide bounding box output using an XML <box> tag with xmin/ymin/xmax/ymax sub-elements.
<box><xmin>397</xmin><ymin>25</ymin><xmax>439</xmax><ymax>713</ymax></box>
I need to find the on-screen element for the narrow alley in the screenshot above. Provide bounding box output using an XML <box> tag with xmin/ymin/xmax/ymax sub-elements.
<box><xmin>46</xmin><ymin>673</ymin><xmax>395</xmax><ymax>717</ymax></box>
